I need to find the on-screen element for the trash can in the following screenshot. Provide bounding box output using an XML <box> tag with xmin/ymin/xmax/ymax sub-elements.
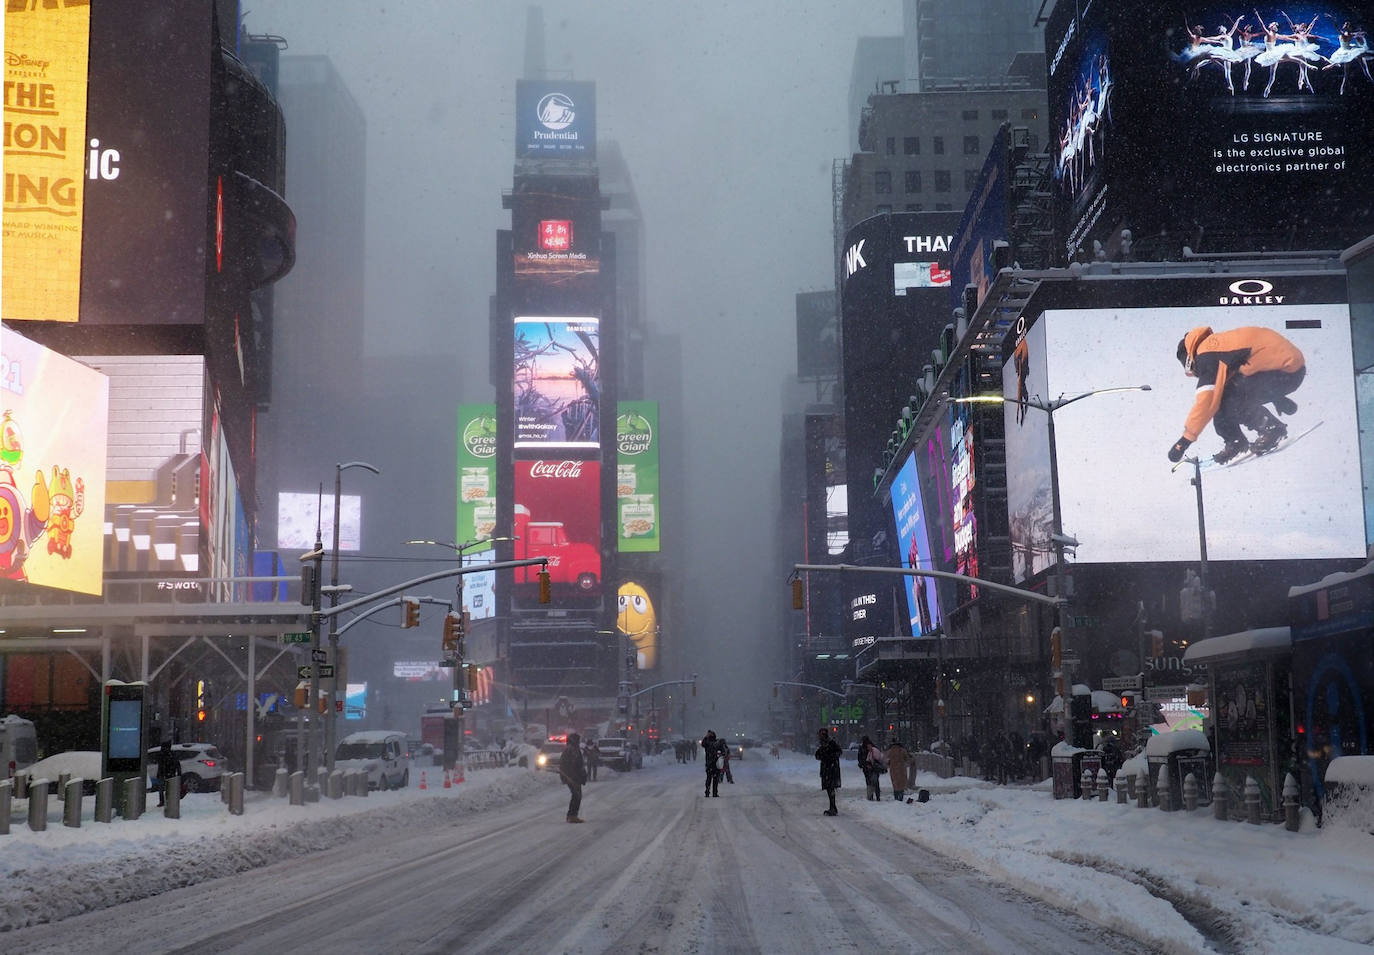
<box><xmin>1147</xmin><ymin>749</ymin><xmax>1211</xmax><ymax>808</ymax></box>
<box><xmin>1051</xmin><ymin>746</ymin><xmax>1101</xmax><ymax>799</ymax></box>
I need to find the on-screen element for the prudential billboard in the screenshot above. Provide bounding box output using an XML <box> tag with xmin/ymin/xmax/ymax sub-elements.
<box><xmin>515</xmin><ymin>80</ymin><xmax>596</xmax><ymax>160</ymax></box>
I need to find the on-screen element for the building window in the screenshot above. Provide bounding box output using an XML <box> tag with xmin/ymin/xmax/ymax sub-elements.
<box><xmin>904</xmin><ymin>170</ymin><xmax>921</xmax><ymax>193</ymax></box>
<box><xmin>886</xmin><ymin>136</ymin><xmax>896</xmax><ymax>156</ymax></box>
<box><xmin>964</xmin><ymin>135</ymin><xmax>980</xmax><ymax>155</ymax></box>
<box><xmin>903</xmin><ymin>136</ymin><xmax>919</xmax><ymax>155</ymax></box>
<box><xmin>933</xmin><ymin>136</ymin><xmax>945</xmax><ymax>155</ymax></box>
<box><xmin>874</xmin><ymin>170</ymin><xmax>892</xmax><ymax>194</ymax></box>
<box><xmin>962</xmin><ymin>109</ymin><xmax>979</xmax><ymax>120</ymax></box>
<box><xmin>964</xmin><ymin>169</ymin><xmax>980</xmax><ymax>191</ymax></box>
<box><xmin>991</xmin><ymin>109</ymin><xmax>1008</xmax><ymax>119</ymax></box>
<box><xmin>934</xmin><ymin>169</ymin><xmax>951</xmax><ymax>192</ymax></box>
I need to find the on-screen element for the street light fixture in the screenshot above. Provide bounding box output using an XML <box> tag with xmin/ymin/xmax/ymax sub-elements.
<box><xmin>324</xmin><ymin>461</ymin><xmax>380</xmax><ymax>773</ymax></box>
<box><xmin>954</xmin><ymin>385</ymin><xmax>1151</xmax><ymax>726</ymax></box>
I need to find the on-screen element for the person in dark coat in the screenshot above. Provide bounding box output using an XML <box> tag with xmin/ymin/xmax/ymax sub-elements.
<box><xmin>721</xmin><ymin>739</ymin><xmax>734</xmax><ymax>784</ymax></box>
<box><xmin>858</xmin><ymin>735</ymin><xmax>884</xmax><ymax>800</ymax></box>
<box><xmin>558</xmin><ymin>732</ymin><xmax>587</xmax><ymax>823</ymax></box>
<box><xmin>155</xmin><ymin>740</ymin><xmax>181</xmax><ymax>807</ymax></box>
<box><xmin>815</xmin><ymin>728</ymin><xmax>842</xmax><ymax>815</ymax></box>
<box><xmin>584</xmin><ymin>738</ymin><xmax>600</xmax><ymax>782</ymax></box>
<box><xmin>702</xmin><ymin>730</ymin><xmax>723</xmax><ymax>797</ymax></box>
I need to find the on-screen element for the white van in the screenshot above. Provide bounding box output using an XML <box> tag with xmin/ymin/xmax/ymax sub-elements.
<box><xmin>335</xmin><ymin>730</ymin><xmax>410</xmax><ymax>790</ymax></box>
<box><xmin>0</xmin><ymin>715</ymin><xmax>38</xmax><ymax>777</ymax></box>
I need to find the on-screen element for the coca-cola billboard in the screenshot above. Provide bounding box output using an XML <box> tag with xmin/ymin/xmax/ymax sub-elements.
<box><xmin>513</xmin><ymin>459</ymin><xmax>602</xmax><ymax>605</ymax></box>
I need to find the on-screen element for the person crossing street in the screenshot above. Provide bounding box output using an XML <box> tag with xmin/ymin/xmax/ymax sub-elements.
<box><xmin>559</xmin><ymin>732</ymin><xmax>587</xmax><ymax>823</ymax></box>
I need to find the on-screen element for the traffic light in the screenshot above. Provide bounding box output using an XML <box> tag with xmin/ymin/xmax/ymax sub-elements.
<box><xmin>1050</xmin><ymin>627</ymin><xmax>1063</xmax><ymax>670</ymax></box>
<box><xmin>442</xmin><ymin>611</ymin><xmax>464</xmax><ymax>654</ymax></box>
<box><xmin>196</xmin><ymin>679</ymin><xmax>208</xmax><ymax>722</ymax></box>
<box><xmin>402</xmin><ymin>596</ymin><xmax>420</xmax><ymax>628</ymax></box>
<box><xmin>791</xmin><ymin>577</ymin><xmax>804</xmax><ymax>610</ymax></box>
<box><xmin>538</xmin><ymin>569</ymin><xmax>552</xmax><ymax>604</ymax></box>
<box><xmin>466</xmin><ymin>664</ymin><xmax>480</xmax><ymax>693</ymax></box>
<box><xmin>300</xmin><ymin>564</ymin><xmax>317</xmax><ymax>605</ymax></box>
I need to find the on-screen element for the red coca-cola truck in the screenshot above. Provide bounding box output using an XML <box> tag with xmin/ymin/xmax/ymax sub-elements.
<box><xmin>513</xmin><ymin>504</ymin><xmax>601</xmax><ymax>592</ymax></box>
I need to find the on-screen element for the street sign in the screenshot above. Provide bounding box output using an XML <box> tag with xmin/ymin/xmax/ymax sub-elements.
<box><xmin>311</xmin><ymin>648</ymin><xmax>327</xmax><ymax>663</ymax></box>
<box><xmin>281</xmin><ymin>632</ymin><xmax>312</xmax><ymax>646</ymax></box>
<box><xmin>317</xmin><ymin>664</ymin><xmax>335</xmax><ymax>679</ymax></box>
<box><xmin>1143</xmin><ymin>684</ymin><xmax>1188</xmax><ymax>700</ymax></box>
<box><xmin>1103</xmin><ymin>676</ymin><xmax>1142</xmax><ymax>692</ymax></box>
<box><xmin>296</xmin><ymin>665</ymin><xmax>312</xmax><ymax>679</ymax></box>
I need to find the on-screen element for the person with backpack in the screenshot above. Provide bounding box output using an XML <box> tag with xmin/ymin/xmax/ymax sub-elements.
<box><xmin>558</xmin><ymin>732</ymin><xmax>587</xmax><ymax>823</ymax></box>
<box><xmin>701</xmin><ymin>730</ymin><xmax>724</xmax><ymax>797</ymax></box>
<box><xmin>858</xmin><ymin>735</ymin><xmax>885</xmax><ymax>800</ymax></box>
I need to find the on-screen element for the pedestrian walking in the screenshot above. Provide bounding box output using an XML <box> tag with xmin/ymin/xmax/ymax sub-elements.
<box><xmin>816</xmin><ymin>728</ymin><xmax>842</xmax><ymax>815</ymax></box>
<box><xmin>702</xmin><ymin>730</ymin><xmax>723</xmax><ymax>797</ymax></box>
<box><xmin>155</xmin><ymin>740</ymin><xmax>181</xmax><ymax>807</ymax></box>
<box><xmin>721</xmin><ymin>740</ymin><xmax>734</xmax><ymax>784</ymax></box>
<box><xmin>858</xmin><ymin>735</ymin><xmax>885</xmax><ymax>800</ymax></box>
<box><xmin>584</xmin><ymin>738</ymin><xmax>600</xmax><ymax>782</ymax></box>
<box><xmin>885</xmin><ymin>739</ymin><xmax>912</xmax><ymax>802</ymax></box>
<box><xmin>559</xmin><ymin>732</ymin><xmax>587</xmax><ymax>823</ymax></box>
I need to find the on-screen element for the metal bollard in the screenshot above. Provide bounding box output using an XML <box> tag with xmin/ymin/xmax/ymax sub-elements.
<box><xmin>1125</xmin><ymin>771</ymin><xmax>1137</xmax><ymax>802</ymax></box>
<box><xmin>274</xmin><ymin>767</ymin><xmax>289</xmax><ymax>798</ymax></box>
<box><xmin>164</xmin><ymin>775</ymin><xmax>181</xmax><ymax>819</ymax></box>
<box><xmin>0</xmin><ymin>779</ymin><xmax>10</xmax><ymax>835</ymax></box>
<box><xmin>222</xmin><ymin>776</ymin><xmax>232</xmax><ymax>804</ymax></box>
<box><xmin>1213</xmin><ymin>772</ymin><xmax>1228</xmax><ymax>821</ymax></box>
<box><xmin>305</xmin><ymin>782</ymin><xmax>321</xmax><ymax>803</ymax></box>
<box><xmin>229</xmin><ymin>773</ymin><xmax>245</xmax><ymax>816</ymax></box>
<box><xmin>1081</xmin><ymin>767</ymin><xmax>1094</xmax><ymax>800</ymax></box>
<box><xmin>1183</xmin><ymin>772</ymin><xmax>1198</xmax><ymax>812</ymax></box>
<box><xmin>64</xmin><ymin>779</ymin><xmax>84</xmax><ymax>827</ymax></box>
<box><xmin>1115</xmin><ymin>773</ymin><xmax>1127</xmax><ymax>804</ymax></box>
<box><xmin>1157</xmin><ymin>765</ymin><xmax>1172</xmax><ymax>812</ymax></box>
<box><xmin>57</xmin><ymin>772</ymin><xmax>71</xmax><ymax>801</ymax></box>
<box><xmin>1136</xmin><ymin>769</ymin><xmax>1149</xmax><ymax>809</ymax></box>
<box><xmin>1283</xmin><ymin>772</ymin><xmax>1300</xmax><ymax>832</ymax></box>
<box><xmin>28</xmin><ymin>778</ymin><xmax>50</xmax><ymax>831</ymax></box>
<box><xmin>328</xmin><ymin>770</ymin><xmax>343</xmax><ymax>800</ymax></box>
<box><xmin>1097</xmin><ymin>768</ymin><xmax>1110</xmax><ymax>802</ymax></box>
<box><xmin>13</xmin><ymin>770</ymin><xmax>29</xmax><ymax>800</ymax></box>
<box><xmin>95</xmin><ymin>777</ymin><xmax>114</xmax><ymax>823</ymax></box>
<box><xmin>123</xmin><ymin>776</ymin><xmax>143</xmax><ymax>820</ymax></box>
<box><xmin>289</xmin><ymin>770</ymin><xmax>305</xmax><ymax>805</ymax></box>
<box><xmin>317</xmin><ymin>767</ymin><xmax>330</xmax><ymax>794</ymax></box>
<box><xmin>1245</xmin><ymin>775</ymin><xmax>1262</xmax><ymax>825</ymax></box>
<box><xmin>357</xmin><ymin>770</ymin><xmax>368</xmax><ymax>797</ymax></box>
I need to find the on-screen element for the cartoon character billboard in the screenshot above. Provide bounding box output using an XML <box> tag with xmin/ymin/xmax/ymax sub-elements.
<box><xmin>617</xmin><ymin>580</ymin><xmax>660</xmax><ymax>670</ymax></box>
<box><xmin>0</xmin><ymin>327</ymin><xmax>108</xmax><ymax>594</ymax></box>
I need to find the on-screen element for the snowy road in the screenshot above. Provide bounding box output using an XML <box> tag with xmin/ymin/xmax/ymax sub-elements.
<box><xmin>5</xmin><ymin>758</ymin><xmax>1150</xmax><ymax>954</ymax></box>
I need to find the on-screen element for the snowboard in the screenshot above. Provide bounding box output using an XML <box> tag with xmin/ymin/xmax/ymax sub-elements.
<box><xmin>1200</xmin><ymin>420</ymin><xmax>1323</xmax><ymax>472</ymax></box>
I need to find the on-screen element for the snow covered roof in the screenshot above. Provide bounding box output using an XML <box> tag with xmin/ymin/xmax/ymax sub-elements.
<box><xmin>1182</xmin><ymin>627</ymin><xmax>1291</xmax><ymax>664</ymax></box>
<box><xmin>1325</xmin><ymin>755</ymin><xmax>1374</xmax><ymax>786</ymax></box>
<box><xmin>0</xmin><ymin>715</ymin><xmax>35</xmax><ymax>730</ymax></box>
<box><xmin>1288</xmin><ymin>560</ymin><xmax>1374</xmax><ymax>598</ymax></box>
<box><xmin>1145</xmin><ymin>728</ymin><xmax>1210</xmax><ymax>756</ymax></box>
<box><xmin>339</xmin><ymin>730</ymin><xmax>406</xmax><ymax>743</ymax></box>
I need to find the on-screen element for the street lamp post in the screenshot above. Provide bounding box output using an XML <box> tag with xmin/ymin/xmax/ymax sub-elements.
<box><xmin>326</xmin><ymin>461</ymin><xmax>380</xmax><ymax>773</ymax></box>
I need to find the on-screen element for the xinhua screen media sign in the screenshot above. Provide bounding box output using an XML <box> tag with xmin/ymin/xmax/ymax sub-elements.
<box><xmin>515</xmin><ymin>80</ymin><xmax>596</xmax><ymax>159</ymax></box>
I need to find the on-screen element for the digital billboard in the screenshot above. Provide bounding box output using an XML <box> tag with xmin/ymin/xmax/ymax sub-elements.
<box><xmin>616</xmin><ymin>401</ymin><xmax>659</xmax><ymax>553</ymax></box>
<box><xmin>949</xmin><ymin>125</ymin><xmax>1010</xmax><ymax>312</ymax></box>
<box><xmin>795</xmin><ymin>290</ymin><xmax>839</xmax><ymax>379</ymax></box>
<box><xmin>457</xmin><ymin>404</ymin><xmax>497</xmax><ymax>545</ymax></box>
<box><xmin>1003</xmin><ymin>278</ymin><xmax>1364</xmax><ymax>565</ymax></box>
<box><xmin>510</xmin><ymin>184</ymin><xmax>603</xmax><ymax>302</ymax></box>
<box><xmin>276</xmin><ymin>492</ymin><xmax>361</xmax><ymax>552</ymax></box>
<box><xmin>461</xmin><ymin>547</ymin><xmax>496</xmax><ymax>622</ymax></box>
<box><xmin>515</xmin><ymin>80</ymin><xmax>596</xmax><ymax>159</ymax></box>
<box><xmin>512</xmin><ymin>458</ymin><xmax>602</xmax><ymax>604</ymax></box>
<box><xmin>616</xmin><ymin>578</ymin><xmax>660</xmax><ymax>670</ymax></box>
<box><xmin>1049</xmin><ymin>1</ymin><xmax>1374</xmax><ymax>260</ymax></box>
<box><xmin>949</xmin><ymin>370</ymin><xmax>981</xmax><ymax>605</ymax></box>
<box><xmin>0</xmin><ymin>327</ymin><xmax>108</xmax><ymax>595</ymax></box>
<box><xmin>1002</xmin><ymin>322</ymin><xmax>1055</xmax><ymax>583</ymax></box>
<box><xmin>514</xmin><ymin>317</ymin><xmax>601</xmax><ymax>449</ymax></box>
<box><xmin>3</xmin><ymin>1</ymin><xmax>215</xmax><ymax>325</ymax></box>
<box><xmin>890</xmin><ymin>451</ymin><xmax>942</xmax><ymax>636</ymax></box>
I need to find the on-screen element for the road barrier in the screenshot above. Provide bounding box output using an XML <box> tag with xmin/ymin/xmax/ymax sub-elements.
<box><xmin>28</xmin><ymin>778</ymin><xmax>49</xmax><ymax>831</ymax></box>
<box><xmin>64</xmin><ymin>779</ymin><xmax>84</xmax><ymax>827</ymax></box>
<box><xmin>228</xmin><ymin>773</ymin><xmax>245</xmax><ymax>815</ymax></box>
<box><xmin>95</xmin><ymin>777</ymin><xmax>114</xmax><ymax>823</ymax></box>
<box><xmin>124</xmin><ymin>777</ymin><xmax>144</xmax><ymax>820</ymax></box>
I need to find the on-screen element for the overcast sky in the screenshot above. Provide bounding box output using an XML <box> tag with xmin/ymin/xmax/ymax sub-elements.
<box><xmin>245</xmin><ymin>1</ymin><xmax>903</xmax><ymax>728</ymax></box>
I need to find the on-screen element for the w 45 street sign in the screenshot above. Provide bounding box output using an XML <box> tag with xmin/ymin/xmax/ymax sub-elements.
<box><xmin>280</xmin><ymin>632</ymin><xmax>312</xmax><ymax>646</ymax></box>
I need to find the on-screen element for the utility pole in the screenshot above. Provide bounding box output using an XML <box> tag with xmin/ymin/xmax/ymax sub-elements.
<box><xmin>301</xmin><ymin>530</ymin><xmax>324</xmax><ymax>782</ymax></box>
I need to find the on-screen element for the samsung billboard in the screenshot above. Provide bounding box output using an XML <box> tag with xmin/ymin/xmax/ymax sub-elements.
<box><xmin>1048</xmin><ymin>1</ymin><xmax>1374</xmax><ymax>261</ymax></box>
<box><xmin>1003</xmin><ymin>274</ymin><xmax>1364</xmax><ymax>569</ymax></box>
<box><xmin>890</xmin><ymin>451</ymin><xmax>942</xmax><ymax>636</ymax></box>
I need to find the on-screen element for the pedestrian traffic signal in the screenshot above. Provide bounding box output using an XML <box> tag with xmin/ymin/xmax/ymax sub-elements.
<box><xmin>402</xmin><ymin>596</ymin><xmax>421</xmax><ymax>628</ymax></box>
<box><xmin>791</xmin><ymin>577</ymin><xmax>804</xmax><ymax>610</ymax></box>
<box><xmin>537</xmin><ymin>569</ymin><xmax>551</xmax><ymax>604</ymax></box>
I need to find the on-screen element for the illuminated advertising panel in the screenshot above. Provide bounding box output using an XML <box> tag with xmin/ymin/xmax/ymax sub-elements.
<box><xmin>1002</xmin><ymin>319</ymin><xmax>1054</xmax><ymax>583</ymax></box>
<box><xmin>2</xmin><ymin>0</ymin><xmax>91</xmax><ymax>322</ymax></box>
<box><xmin>512</xmin><ymin>458</ymin><xmax>602</xmax><ymax>604</ymax></box>
<box><xmin>513</xmin><ymin>317</ymin><xmax>601</xmax><ymax>449</ymax></box>
<box><xmin>1049</xmin><ymin>1</ymin><xmax>1374</xmax><ymax>260</ymax></box>
<box><xmin>511</xmin><ymin>187</ymin><xmax>602</xmax><ymax>300</ymax></box>
<box><xmin>616</xmin><ymin>578</ymin><xmax>660</xmax><ymax>670</ymax></box>
<box><xmin>515</xmin><ymin>80</ymin><xmax>597</xmax><ymax>159</ymax></box>
<box><xmin>457</xmin><ymin>404</ymin><xmax>497</xmax><ymax>545</ymax></box>
<box><xmin>890</xmin><ymin>451</ymin><xmax>942</xmax><ymax>636</ymax></box>
<box><xmin>462</xmin><ymin>547</ymin><xmax>496</xmax><ymax>621</ymax></box>
<box><xmin>344</xmin><ymin>683</ymin><xmax>367</xmax><ymax>720</ymax></box>
<box><xmin>1006</xmin><ymin>277</ymin><xmax>1363</xmax><ymax>564</ymax></box>
<box><xmin>0</xmin><ymin>327</ymin><xmax>108</xmax><ymax>595</ymax></box>
<box><xmin>616</xmin><ymin>401</ymin><xmax>659</xmax><ymax>553</ymax></box>
<box><xmin>949</xmin><ymin>125</ymin><xmax>1010</xmax><ymax>312</ymax></box>
<box><xmin>276</xmin><ymin>492</ymin><xmax>361</xmax><ymax>552</ymax></box>
<box><xmin>949</xmin><ymin>385</ymin><xmax>980</xmax><ymax>603</ymax></box>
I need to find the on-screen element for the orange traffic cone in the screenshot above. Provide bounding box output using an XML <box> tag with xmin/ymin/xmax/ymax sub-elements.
<box><xmin>455</xmin><ymin>764</ymin><xmax>465</xmax><ymax>784</ymax></box>
<box><xmin>419</xmin><ymin>771</ymin><xmax>427</xmax><ymax>790</ymax></box>
<box><xmin>443</xmin><ymin>769</ymin><xmax>452</xmax><ymax>789</ymax></box>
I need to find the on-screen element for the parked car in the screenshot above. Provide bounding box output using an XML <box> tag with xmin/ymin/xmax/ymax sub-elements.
<box><xmin>596</xmin><ymin>737</ymin><xmax>633</xmax><ymax>770</ymax></box>
<box><xmin>405</xmin><ymin>739</ymin><xmax>438</xmax><ymax>766</ymax></box>
<box><xmin>843</xmin><ymin>741</ymin><xmax>861</xmax><ymax>761</ymax></box>
<box><xmin>505</xmin><ymin>741</ymin><xmax>539</xmax><ymax>768</ymax></box>
<box><xmin>534</xmin><ymin>742</ymin><xmax>564</xmax><ymax>772</ymax></box>
<box><xmin>146</xmin><ymin>742</ymin><xmax>225</xmax><ymax>793</ymax></box>
<box><xmin>26</xmin><ymin>751</ymin><xmax>101</xmax><ymax>795</ymax></box>
<box><xmin>335</xmin><ymin>730</ymin><xmax>410</xmax><ymax>790</ymax></box>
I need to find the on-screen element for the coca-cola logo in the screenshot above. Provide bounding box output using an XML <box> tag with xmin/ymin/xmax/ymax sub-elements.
<box><xmin>528</xmin><ymin>460</ymin><xmax>584</xmax><ymax>478</ymax></box>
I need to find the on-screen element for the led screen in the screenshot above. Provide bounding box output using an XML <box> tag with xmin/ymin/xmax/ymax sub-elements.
<box><xmin>1002</xmin><ymin>321</ymin><xmax>1054</xmax><ymax>583</ymax></box>
<box><xmin>513</xmin><ymin>458</ymin><xmax>602</xmax><ymax>603</ymax></box>
<box><xmin>107</xmin><ymin>699</ymin><xmax>142</xmax><ymax>759</ymax></box>
<box><xmin>277</xmin><ymin>492</ymin><xmax>361</xmax><ymax>552</ymax></box>
<box><xmin>949</xmin><ymin>391</ymin><xmax>980</xmax><ymax>602</ymax></box>
<box><xmin>344</xmin><ymin>683</ymin><xmax>366</xmax><ymax>720</ymax></box>
<box><xmin>456</xmin><ymin>404</ymin><xmax>497</xmax><ymax>545</ymax></box>
<box><xmin>513</xmin><ymin>317</ymin><xmax>601</xmax><ymax>449</ymax></box>
<box><xmin>616</xmin><ymin>579</ymin><xmax>659</xmax><ymax>670</ymax></box>
<box><xmin>890</xmin><ymin>452</ymin><xmax>942</xmax><ymax>636</ymax></box>
<box><xmin>1</xmin><ymin>328</ymin><xmax>109</xmax><ymax>595</ymax></box>
<box><xmin>616</xmin><ymin>401</ymin><xmax>659</xmax><ymax>553</ymax></box>
<box><xmin>1004</xmin><ymin>302</ymin><xmax>1363</xmax><ymax>564</ymax></box>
